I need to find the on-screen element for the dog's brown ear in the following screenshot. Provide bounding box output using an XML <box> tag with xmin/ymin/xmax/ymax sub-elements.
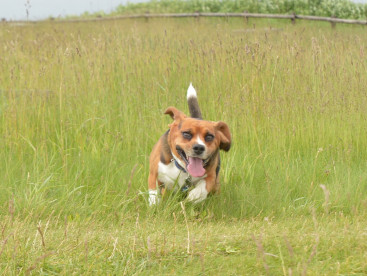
<box><xmin>215</xmin><ymin>121</ymin><xmax>231</xmax><ymax>151</ymax></box>
<box><xmin>164</xmin><ymin>107</ymin><xmax>187</xmax><ymax>121</ymax></box>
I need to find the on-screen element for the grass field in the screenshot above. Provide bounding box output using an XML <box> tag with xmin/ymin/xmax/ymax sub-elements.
<box><xmin>1</xmin><ymin>17</ymin><xmax>367</xmax><ymax>274</ymax></box>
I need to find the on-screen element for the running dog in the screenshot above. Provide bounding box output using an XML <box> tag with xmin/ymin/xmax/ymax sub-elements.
<box><xmin>148</xmin><ymin>83</ymin><xmax>231</xmax><ymax>205</ymax></box>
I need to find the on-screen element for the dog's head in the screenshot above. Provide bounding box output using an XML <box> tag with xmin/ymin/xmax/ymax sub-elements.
<box><xmin>165</xmin><ymin>106</ymin><xmax>231</xmax><ymax>177</ymax></box>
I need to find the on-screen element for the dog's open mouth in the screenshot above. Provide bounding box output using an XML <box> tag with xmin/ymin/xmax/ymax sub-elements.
<box><xmin>176</xmin><ymin>146</ymin><xmax>206</xmax><ymax>177</ymax></box>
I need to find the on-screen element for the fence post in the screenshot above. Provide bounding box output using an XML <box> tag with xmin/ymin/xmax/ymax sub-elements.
<box><xmin>244</xmin><ymin>10</ymin><xmax>249</xmax><ymax>24</ymax></box>
<box><xmin>195</xmin><ymin>10</ymin><xmax>200</xmax><ymax>22</ymax></box>
<box><xmin>145</xmin><ymin>11</ymin><xmax>149</xmax><ymax>23</ymax></box>
<box><xmin>331</xmin><ymin>15</ymin><xmax>336</xmax><ymax>28</ymax></box>
<box><xmin>291</xmin><ymin>13</ymin><xmax>296</xmax><ymax>25</ymax></box>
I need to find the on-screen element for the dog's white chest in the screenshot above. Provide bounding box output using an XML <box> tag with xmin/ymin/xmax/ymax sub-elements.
<box><xmin>158</xmin><ymin>161</ymin><xmax>188</xmax><ymax>190</ymax></box>
<box><xmin>158</xmin><ymin>160</ymin><xmax>207</xmax><ymax>192</ymax></box>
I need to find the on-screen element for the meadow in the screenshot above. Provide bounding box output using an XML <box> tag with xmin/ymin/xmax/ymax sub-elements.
<box><xmin>0</xmin><ymin>17</ymin><xmax>367</xmax><ymax>274</ymax></box>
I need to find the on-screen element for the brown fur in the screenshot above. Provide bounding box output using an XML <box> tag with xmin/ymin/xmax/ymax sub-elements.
<box><xmin>149</xmin><ymin>106</ymin><xmax>231</xmax><ymax>195</ymax></box>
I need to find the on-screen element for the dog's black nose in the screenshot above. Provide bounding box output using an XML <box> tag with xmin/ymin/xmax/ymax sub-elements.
<box><xmin>193</xmin><ymin>144</ymin><xmax>205</xmax><ymax>155</ymax></box>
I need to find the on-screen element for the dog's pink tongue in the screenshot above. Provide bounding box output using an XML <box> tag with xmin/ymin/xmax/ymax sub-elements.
<box><xmin>187</xmin><ymin>157</ymin><xmax>205</xmax><ymax>177</ymax></box>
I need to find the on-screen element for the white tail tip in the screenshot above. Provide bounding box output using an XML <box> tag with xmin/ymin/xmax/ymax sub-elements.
<box><xmin>187</xmin><ymin>83</ymin><xmax>197</xmax><ymax>99</ymax></box>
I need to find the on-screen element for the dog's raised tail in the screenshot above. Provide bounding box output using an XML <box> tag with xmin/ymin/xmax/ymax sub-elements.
<box><xmin>187</xmin><ymin>83</ymin><xmax>202</xmax><ymax>119</ymax></box>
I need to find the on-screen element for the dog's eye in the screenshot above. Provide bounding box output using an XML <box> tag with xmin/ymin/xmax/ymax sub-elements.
<box><xmin>182</xmin><ymin>132</ymin><xmax>192</xmax><ymax>140</ymax></box>
<box><xmin>205</xmin><ymin>134</ymin><xmax>214</xmax><ymax>142</ymax></box>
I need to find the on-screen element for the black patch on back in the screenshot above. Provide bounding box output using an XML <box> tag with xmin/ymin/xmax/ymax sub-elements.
<box><xmin>203</xmin><ymin>150</ymin><xmax>221</xmax><ymax>177</ymax></box>
<box><xmin>188</xmin><ymin>97</ymin><xmax>203</xmax><ymax>119</ymax></box>
<box><xmin>160</xmin><ymin>152</ymin><xmax>167</xmax><ymax>163</ymax></box>
<box><xmin>160</xmin><ymin>130</ymin><xmax>172</xmax><ymax>164</ymax></box>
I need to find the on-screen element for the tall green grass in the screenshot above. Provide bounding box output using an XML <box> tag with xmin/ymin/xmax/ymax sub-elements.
<box><xmin>1</xmin><ymin>17</ymin><xmax>367</xmax><ymax>274</ymax></box>
<box><xmin>1</xmin><ymin>19</ymin><xmax>367</xmax><ymax>219</ymax></box>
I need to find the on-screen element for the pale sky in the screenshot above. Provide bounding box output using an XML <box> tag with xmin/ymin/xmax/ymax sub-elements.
<box><xmin>0</xmin><ymin>0</ymin><xmax>146</xmax><ymax>20</ymax></box>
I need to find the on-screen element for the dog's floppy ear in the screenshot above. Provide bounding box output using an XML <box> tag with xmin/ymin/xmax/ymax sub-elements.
<box><xmin>164</xmin><ymin>107</ymin><xmax>187</xmax><ymax>121</ymax></box>
<box><xmin>215</xmin><ymin>121</ymin><xmax>231</xmax><ymax>151</ymax></box>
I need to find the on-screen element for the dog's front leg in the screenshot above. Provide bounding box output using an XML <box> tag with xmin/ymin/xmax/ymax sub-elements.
<box><xmin>187</xmin><ymin>179</ymin><xmax>208</xmax><ymax>203</ymax></box>
<box><xmin>187</xmin><ymin>173</ymin><xmax>217</xmax><ymax>203</ymax></box>
<box><xmin>148</xmin><ymin>169</ymin><xmax>161</xmax><ymax>205</ymax></box>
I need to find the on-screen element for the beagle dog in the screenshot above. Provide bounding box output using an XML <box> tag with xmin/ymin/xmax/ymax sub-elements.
<box><xmin>148</xmin><ymin>84</ymin><xmax>231</xmax><ymax>205</ymax></box>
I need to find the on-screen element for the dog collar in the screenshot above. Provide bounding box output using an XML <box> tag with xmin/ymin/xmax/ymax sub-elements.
<box><xmin>172</xmin><ymin>158</ymin><xmax>187</xmax><ymax>173</ymax></box>
<box><xmin>170</xmin><ymin>158</ymin><xmax>192</xmax><ymax>192</ymax></box>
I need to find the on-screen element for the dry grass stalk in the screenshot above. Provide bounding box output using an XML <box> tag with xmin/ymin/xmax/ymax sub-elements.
<box><xmin>319</xmin><ymin>184</ymin><xmax>330</xmax><ymax>213</ymax></box>
<box><xmin>37</xmin><ymin>222</ymin><xmax>46</xmax><ymax>248</ymax></box>
<box><xmin>283</xmin><ymin>234</ymin><xmax>294</xmax><ymax>259</ymax></box>
<box><xmin>191</xmin><ymin>236</ymin><xmax>196</xmax><ymax>256</ymax></box>
<box><xmin>302</xmin><ymin>234</ymin><xmax>320</xmax><ymax>276</ymax></box>
<box><xmin>311</xmin><ymin>208</ymin><xmax>318</xmax><ymax>229</ymax></box>
<box><xmin>147</xmin><ymin>236</ymin><xmax>151</xmax><ymax>260</ymax></box>
<box><xmin>125</xmin><ymin>164</ymin><xmax>138</xmax><ymax>197</ymax></box>
<box><xmin>252</xmin><ymin>234</ymin><xmax>270</xmax><ymax>274</ymax></box>
<box><xmin>64</xmin><ymin>215</ymin><xmax>68</xmax><ymax>239</ymax></box>
<box><xmin>85</xmin><ymin>240</ymin><xmax>89</xmax><ymax>263</ymax></box>
<box><xmin>199</xmin><ymin>252</ymin><xmax>205</xmax><ymax>273</ymax></box>
<box><xmin>26</xmin><ymin>251</ymin><xmax>55</xmax><ymax>274</ymax></box>
<box><xmin>108</xmin><ymin>237</ymin><xmax>118</xmax><ymax>260</ymax></box>
<box><xmin>9</xmin><ymin>198</ymin><xmax>15</xmax><ymax>222</ymax></box>
<box><xmin>172</xmin><ymin>212</ymin><xmax>176</xmax><ymax>250</ymax></box>
<box><xmin>308</xmin><ymin>235</ymin><xmax>320</xmax><ymax>263</ymax></box>
<box><xmin>0</xmin><ymin>233</ymin><xmax>12</xmax><ymax>257</ymax></box>
<box><xmin>1</xmin><ymin>222</ymin><xmax>7</xmax><ymax>239</ymax></box>
<box><xmin>180</xmin><ymin>202</ymin><xmax>190</xmax><ymax>254</ymax></box>
<box><xmin>132</xmin><ymin>213</ymin><xmax>139</xmax><ymax>254</ymax></box>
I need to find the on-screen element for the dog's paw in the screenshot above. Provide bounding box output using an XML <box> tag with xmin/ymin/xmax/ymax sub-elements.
<box><xmin>148</xmin><ymin>189</ymin><xmax>160</xmax><ymax>206</ymax></box>
<box><xmin>187</xmin><ymin>180</ymin><xmax>208</xmax><ymax>203</ymax></box>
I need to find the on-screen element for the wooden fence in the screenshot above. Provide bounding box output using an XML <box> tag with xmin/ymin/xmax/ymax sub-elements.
<box><xmin>5</xmin><ymin>12</ymin><xmax>367</xmax><ymax>26</ymax></box>
<box><xmin>68</xmin><ymin>12</ymin><xmax>367</xmax><ymax>26</ymax></box>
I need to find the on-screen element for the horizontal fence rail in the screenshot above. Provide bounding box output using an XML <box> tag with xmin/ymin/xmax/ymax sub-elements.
<box><xmin>3</xmin><ymin>12</ymin><xmax>367</xmax><ymax>26</ymax></box>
